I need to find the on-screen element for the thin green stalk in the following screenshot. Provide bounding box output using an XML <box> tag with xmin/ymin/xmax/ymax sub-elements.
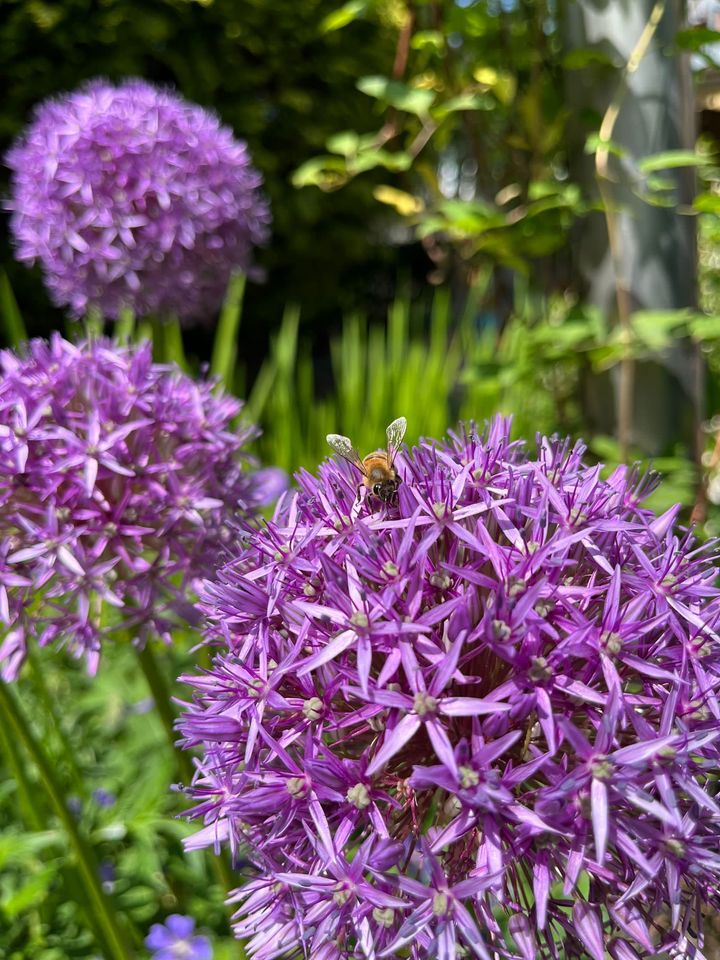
<box><xmin>85</xmin><ymin>308</ymin><xmax>104</xmax><ymax>338</ymax></box>
<box><xmin>133</xmin><ymin>645</ymin><xmax>239</xmax><ymax>912</ymax></box>
<box><xmin>0</xmin><ymin>711</ymin><xmax>44</xmax><ymax>831</ymax></box>
<box><xmin>162</xmin><ymin>315</ymin><xmax>189</xmax><ymax>371</ymax></box>
<box><xmin>0</xmin><ymin>270</ymin><xmax>28</xmax><ymax>347</ymax></box>
<box><xmin>115</xmin><ymin>306</ymin><xmax>135</xmax><ymax>342</ymax></box>
<box><xmin>0</xmin><ymin>681</ymin><xmax>133</xmax><ymax>960</ymax></box>
<box><xmin>136</xmin><ymin>318</ymin><xmax>153</xmax><ymax>344</ymax></box>
<box><xmin>134</xmin><ymin>642</ymin><xmax>194</xmax><ymax>784</ymax></box>
<box><xmin>26</xmin><ymin>645</ymin><xmax>86</xmax><ymax>796</ymax></box>
<box><xmin>211</xmin><ymin>272</ymin><xmax>246</xmax><ymax>389</ymax></box>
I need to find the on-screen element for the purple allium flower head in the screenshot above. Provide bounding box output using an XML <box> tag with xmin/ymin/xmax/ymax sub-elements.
<box><xmin>179</xmin><ymin>418</ymin><xmax>720</xmax><ymax>959</ymax></box>
<box><xmin>0</xmin><ymin>333</ymin><xmax>275</xmax><ymax>680</ymax></box>
<box><xmin>145</xmin><ymin>914</ymin><xmax>212</xmax><ymax>960</ymax></box>
<box><xmin>5</xmin><ymin>79</ymin><xmax>270</xmax><ymax>323</ymax></box>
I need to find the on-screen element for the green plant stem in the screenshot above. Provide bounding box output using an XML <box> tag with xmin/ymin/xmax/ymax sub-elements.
<box><xmin>26</xmin><ymin>645</ymin><xmax>86</xmax><ymax>796</ymax></box>
<box><xmin>0</xmin><ymin>269</ymin><xmax>28</xmax><ymax>347</ymax></box>
<box><xmin>211</xmin><ymin>271</ymin><xmax>246</xmax><ymax>390</ymax></box>
<box><xmin>133</xmin><ymin>644</ymin><xmax>238</xmax><ymax>911</ymax></box>
<box><xmin>115</xmin><ymin>306</ymin><xmax>135</xmax><ymax>342</ymax></box>
<box><xmin>0</xmin><ymin>681</ymin><xmax>133</xmax><ymax>960</ymax></box>
<box><xmin>0</xmin><ymin>709</ymin><xmax>44</xmax><ymax>831</ymax></box>
<box><xmin>134</xmin><ymin>642</ymin><xmax>194</xmax><ymax>784</ymax></box>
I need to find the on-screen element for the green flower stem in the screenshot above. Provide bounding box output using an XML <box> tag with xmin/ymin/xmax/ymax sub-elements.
<box><xmin>115</xmin><ymin>306</ymin><xmax>135</xmax><ymax>342</ymax></box>
<box><xmin>0</xmin><ymin>681</ymin><xmax>133</xmax><ymax>960</ymax></box>
<box><xmin>134</xmin><ymin>641</ymin><xmax>194</xmax><ymax>784</ymax></box>
<box><xmin>133</xmin><ymin>642</ymin><xmax>238</xmax><ymax>908</ymax></box>
<box><xmin>26</xmin><ymin>646</ymin><xmax>86</xmax><ymax>796</ymax></box>
<box><xmin>0</xmin><ymin>710</ymin><xmax>44</xmax><ymax>830</ymax></box>
<box><xmin>210</xmin><ymin>271</ymin><xmax>246</xmax><ymax>389</ymax></box>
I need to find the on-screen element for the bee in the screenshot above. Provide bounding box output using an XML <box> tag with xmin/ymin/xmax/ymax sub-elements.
<box><xmin>326</xmin><ymin>417</ymin><xmax>407</xmax><ymax>503</ymax></box>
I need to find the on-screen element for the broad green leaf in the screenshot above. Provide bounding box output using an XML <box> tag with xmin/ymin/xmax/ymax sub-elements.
<box><xmin>638</xmin><ymin>150</ymin><xmax>707</xmax><ymax>173</ymax></box>
<box><xmin>562</xmin><ymin>47</ymin><xmax>617</xmax><ymax>70</ymax></box>
<box><xmin>433</xmin><ymin>92</ymin><xmax>493</xmax><ymax>118</ymax></box>
<box><xmin>291</xmin><ymin>155</ymin><xmax>348</xmax><ymax>189</ymax></box>
<box><xmin>694</xmin><ymin>191</ymin><xmax>720</xmax><ymax>214</ymax></box>
<box><xmin>357</xmin><ymin>75</ymin><xmax>435</xmax><ymax>116</ymax></box>
<box><xmin>320</xmin><ymin>0</ymin><xmax>367</xmax><ymax>33</ymax></box>
<box><xmin>350</xmin><ymin>149</ymin><xmax>412</xmax><ymax>173</ymax></box>
<box><xmin>326</xmin><ymin>130</ymin><xmax>360</xmax><ymax>156</ymax></box>
<box><xmin>630</xmin><ymin>309</ymin><xmax>691</xmax><ymax>350</ymax></box>
<box><xmin>2</xmin><ymin>864</ymin><xmax>56</xmax><ymax>919</ymax></box>
<box><xmin>689</xmin><ymin>315</ymin><xmax>720</xmax><ymax>342</ymax></box>
<box><xmin>675</xmin><ymin>27</ymin><xmax>720</xmax><ymax>52</ymax></box>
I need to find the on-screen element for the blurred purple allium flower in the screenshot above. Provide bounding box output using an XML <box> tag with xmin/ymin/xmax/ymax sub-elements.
<box><xmin>179</xmin><ymin>418</ymin><xmax>720</xmax><ymax>960</ymax></box>
<box><xmin>145</xmin><ymin>914</ymin><xmax>212</xmax><ymax>960</ymax></box>
<box><xmin>0</xmin><ymin>334</ymin><xmax>279</xmax><ymax>680</ymax></box>
<box><xmin>5</xmin><ymin>78</ymin><xmax>270</xmax><ymax>323</ymax></box>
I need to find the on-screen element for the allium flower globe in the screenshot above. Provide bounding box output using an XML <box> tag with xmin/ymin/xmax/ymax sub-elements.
<box><xmin>0</xmin><ymin>334</ymin><xmax>279</xmax><ymax>680</ymax></box>
<box><xmin>5</xmin><ymin>79</ymin><xmax>270</xmax><ymax>322</ymax></box>
<box><xmin>180</xmin><ymin>419</ymin><xmax>720</xmax><ymax>960</ymax></box>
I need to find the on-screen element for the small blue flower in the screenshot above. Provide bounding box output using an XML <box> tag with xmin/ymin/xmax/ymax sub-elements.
<box><xmin>145</xmin><ymin>915</ymin><xmax>212</xmax><ymax>960</ymax></box>
<box><xmin>92</xmin><ymin>788</ymin><xmax>116</xmax><ymax>808</ymax></box>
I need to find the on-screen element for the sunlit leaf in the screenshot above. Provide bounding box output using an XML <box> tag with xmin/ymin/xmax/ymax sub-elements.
<box><xmin>675</xmin><ymin>27</ymin><xmax>720</xmax><ymax>52</ymax></box>
<box><xmin>638</xmin><ymin>150</ymin><xmax>707</xmax><ymax>173</ymax></box>
<box><xmin>326</xmin><ymin>130</ymin><xmax>360</xmax><ymax>156</ymax></box>
<box><xmin>373</xmin><ymin>185</ymin><xmax>424</xmax><ymax>215</ymax></box>
<box><xmin>292</xmin><ymin>156</ymin><xmax>349</xmax><ymax>190</ymax></box>
<box><xmin>357</xmin><ymin>75</ymin><xmax>435</xmax><ymax>115</ymax></box>
<box><xmin>320</xmin><ymin>0</ymin><xmax>367</xmax><ymax>33</ymax></box>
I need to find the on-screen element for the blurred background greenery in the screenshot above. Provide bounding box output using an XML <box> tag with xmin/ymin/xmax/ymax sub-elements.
<box><xmin>4</xmin><ymin>0</ymin><xmax>720</xmax><ymax>956</ymax></box>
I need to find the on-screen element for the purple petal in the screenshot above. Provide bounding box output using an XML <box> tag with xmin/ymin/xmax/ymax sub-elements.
<box><xmin>367</xmin><ymin>714</ymin><xmax>421</xmax><ymax>776</ymax></box>
<box><xmin>591</xmin><ymin>778</ymin><xmax>609</xmax><ymax>865</ymax></box>
<box><xmin>572</xmin><ymin>902</ymin><xmax>605</xmax><ymax>960</ymax></box>
<box><xmin>508</xmin><ymin>913</ymin><xmax>537</xmax><ymax>960</ymax></box>
<box><xmin>439</xmin><ymin>697</ymin><xmax>510</xmax><ymax>717</ymax></box>
<box><xmin>164</xmin><ymin>914</ymin><xmax>196</xmax><ymax>939</ymax></box>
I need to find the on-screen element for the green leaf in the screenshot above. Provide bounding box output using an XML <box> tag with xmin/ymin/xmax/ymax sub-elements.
<box><xmin>326</xmin><ymin>130</ymin><xmax>360</xmax><ymax>156</ymax></box>
<box><xmin>291</xmin><ymin>155</ymin><xmax>348</xmax><ymax>190</ymax></box>
<box><xmin>638</xmin><ymin>150</ymin><xmax>707</xmax><ymax>173</ymax></box>
<box><xmin>584</xmin><ymin>133</ymin><xmax>627</xmax><ymax>159</ymax></box>
<box><xmin>630</xmin><ymin>309</ymin><xmax>691</xmax><ymax>350</ymax></box>
<box><xmin>0</xmin><ymin>270</ymin><xmax>28</xmax><ymax>347</ymax></box>
<box><xmin>689</xmin><ymin>315</ymin><xmax>720</xmax><ymax>342</ymax></box>
<box><xmin>433</xmin><ymin>92</ymin><xmax>493</xmax><ymax>118</ymax></box>
<box><xmin>373</xmin><ymin>185</ymin><xmax>423</xmax><ymax>215</ymax></box>
<box><xmin>357</xmin><ymin>76</ymin><xmax>435</xmax><ymax>116</ymax></box>
<box><xmin>410</xmin><ymin>30</ymin><xmax>444</xmax><ymax>52</ymax></box>
<box><xmin>350</xmin><ymin>149</ymin><xmax>412</xmax><ymax>173</ymax></box>
<box><xmin>2</xmin><ymin>864</ymin><xmax>56</xmax><ymax>919</ymax></box>
<box><xmin>320</xmin><ymin>0</ymin><xmax>367</xmax><ymax>32</ymax></box>
<box><xmin>694</xmin><ymin>191</ymin><xmax>720</xmax><ymax>214</ymax></box>
<box><xmin>675</xmin><ymin>27</ymin><xmax>720</xmax><ymax>52</ymax></box>
<box><xmin>561</xmin><ymin>47</ymin><xmax>617</xmax><ymax>70</ymax></box>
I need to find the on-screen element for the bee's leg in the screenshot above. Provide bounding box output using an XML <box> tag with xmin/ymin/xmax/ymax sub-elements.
<box><xmin>355</xmin><ymin>482</ymin><xmax>364</xmax><ymax>505</ymax></box>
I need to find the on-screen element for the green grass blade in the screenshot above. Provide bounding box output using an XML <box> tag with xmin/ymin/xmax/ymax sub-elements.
<box><xmin>211</xmin><ymin>272</ymin><xmax>246</xmax><ymax>388</ymax></box>
<box><xmin>0</xmin><ymin>271</ymin><xmax>27</xmax><ymax>347</ymax></box>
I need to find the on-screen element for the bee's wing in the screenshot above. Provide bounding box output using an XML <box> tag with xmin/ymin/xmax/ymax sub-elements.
<box><xmin>385</xmin><ymin>416</ymin><xmax>407</xmax><ymax>467</ymax></box>
<box><xmin>326</xmin><ymin>433</ymin><xmax>367</xmax><ymax>475</ymax></box>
